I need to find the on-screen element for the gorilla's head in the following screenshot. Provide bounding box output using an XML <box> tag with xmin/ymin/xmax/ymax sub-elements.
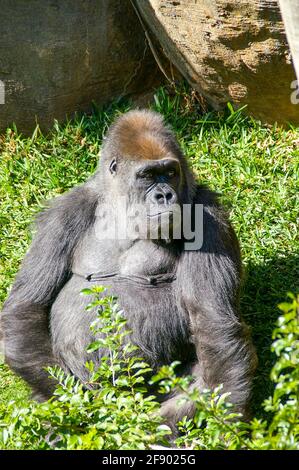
<box><xmin>97</xmin><ymin>110</ymin><xmax>195</xmax><ymax>242</ymax></box>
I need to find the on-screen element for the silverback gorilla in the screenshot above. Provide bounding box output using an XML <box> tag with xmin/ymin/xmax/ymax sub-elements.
<box><xmin>2</xmin><ymin>110</ymin><xmax>256</xmax><ymax>427</ymax></box>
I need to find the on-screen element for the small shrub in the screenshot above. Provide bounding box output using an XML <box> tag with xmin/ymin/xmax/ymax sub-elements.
<box><xmin>0</xmin><ymin>290</ymin><xmax>298</xmax><ymax>450</ymax></box>
<box><xmin>0</xmin><ymin>287</ymin><xmax>170</xmax><ymax>449</ymax></box>
<box><xmin>169</xmin><ymin>293</ymin><xmax>299</xmax><ymax>449</ymax></box>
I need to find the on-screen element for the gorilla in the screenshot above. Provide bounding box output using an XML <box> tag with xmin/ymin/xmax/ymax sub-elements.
<box><xmin>1</xmin><ymin>110</ymin><xmax>256</xmax><ymax>427</ymax></box>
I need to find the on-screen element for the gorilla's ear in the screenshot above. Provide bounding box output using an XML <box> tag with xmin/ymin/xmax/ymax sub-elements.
<box><xmin>109</xmin><ymin>159</ymin><xmax>117</xmax><ymax>175</ymax></box>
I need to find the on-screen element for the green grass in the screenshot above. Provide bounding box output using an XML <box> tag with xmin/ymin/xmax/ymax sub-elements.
<box><xmin>0</xmin><ymin>87</ymin><xmax>298</xmax><ymax>414</ymax></box>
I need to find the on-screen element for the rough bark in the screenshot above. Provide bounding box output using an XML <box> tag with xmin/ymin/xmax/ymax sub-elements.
<box><xmin>137</xmin><ymin>0</ymin><xmax>299</xmax><ymax>124</ymax></box>
<box><xmin>0</xmin><ymin>0</ymin><xmax>162</xmax><ymax>134</ymax></box>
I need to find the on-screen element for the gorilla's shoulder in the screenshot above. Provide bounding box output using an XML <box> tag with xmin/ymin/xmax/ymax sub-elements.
<box><xmin>195</xmin><ymin>184</ymin><xmax>237</xmax><ymax>245</ymax></box>
<box><xmin>194</xmin><ymin>184</ymin><xmax>222</xmax><ymax>207</ymax></box>
<box><xmin>35</xmin><ymin>181</ymin><xmax>99</xmax><ymax>232</ymax></box>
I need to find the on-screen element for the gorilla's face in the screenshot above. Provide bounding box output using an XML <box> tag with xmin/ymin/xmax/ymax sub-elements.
<box><xmin>108</xmin><ymin>157</ymin><xmax>183</xmax><ymax>242</ymax></box>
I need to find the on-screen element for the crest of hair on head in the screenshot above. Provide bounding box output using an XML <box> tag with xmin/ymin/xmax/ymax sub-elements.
<box><xmin>111</xmin><ymin>109</ymin><xmax>172</xmax><ymax>161</ymax></box>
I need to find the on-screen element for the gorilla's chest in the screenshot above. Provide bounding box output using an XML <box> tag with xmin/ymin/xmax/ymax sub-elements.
<box><xmin>51</xmin><ymin>233</ymin><xmax>194</xmax><ymax>369</ymax></box>
<box><xmin>72</xmin><ymin>231</ymin><xmax>177</xmax><ymax>278</ymax></box>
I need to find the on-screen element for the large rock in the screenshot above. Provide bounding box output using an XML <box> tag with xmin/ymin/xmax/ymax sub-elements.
<box><xmin>279</xmin><ymin>0</ymin><xmax>299</xmax><ymax>81</ymax></box>
<box><xmin>0</xmin><ymin>0</ymin><xmax>162</xmax><ymax>134</ymax></box>
<box><xmin>137</xmin><ymin>0</ymin><xmax>299</xmax><ymax>124</ymax></box>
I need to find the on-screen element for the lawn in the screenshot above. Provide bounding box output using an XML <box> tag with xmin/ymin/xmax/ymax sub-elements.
<box><xmin>0</xmin><ymin>87</ymin><xmax>298</xmax><ymax>417</ymax></box>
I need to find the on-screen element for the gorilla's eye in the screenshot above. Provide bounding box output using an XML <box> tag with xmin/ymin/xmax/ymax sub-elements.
<box><xmin>146</xmin><ymin>170</ymin><xmax>154</xmax><ymax>179</ymax></box>
<box><xmin>137</xmin><ymin>169</ymin><xmax>154</xmax><ymax>179</ymax></box>
<box><xmin>167</xmin><ymin>169</ymin><xmax>176</xmax><ymax>178</ymax></box>
<box><xmin>109</xmin><ymin>159</ymin><xmax>117</xmax><ymax>175</ymax></box>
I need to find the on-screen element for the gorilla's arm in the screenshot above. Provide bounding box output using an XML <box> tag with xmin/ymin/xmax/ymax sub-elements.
<box><xmin>1</xmin><ymin>185</ymin><xmax>98</xmax><ymax>399</ymax></box>
<box><xmin>162</xmin><ymin>187</ymin><xmax>256</xmax><ymax>425</ymax></box>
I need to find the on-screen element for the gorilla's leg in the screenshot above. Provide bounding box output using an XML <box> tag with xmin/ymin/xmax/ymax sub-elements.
<box><xmin>159</xmin><ymin>300</ymin><xmax>255</xmax><ymax>432</ymax></box>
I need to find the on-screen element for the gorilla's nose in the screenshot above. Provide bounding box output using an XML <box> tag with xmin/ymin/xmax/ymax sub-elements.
<box><xmin>153</xmin><ymin>188</ymin><xmax>177</xmax><ymax>205</ymax></box>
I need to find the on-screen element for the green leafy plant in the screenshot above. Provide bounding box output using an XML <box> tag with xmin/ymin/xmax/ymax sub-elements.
<box><xmin>0</xmin><ymin>287</ymin><xmax>170</xmax><ymax>449</ymax></box>
<box><xmin>0</xmin><ymin>289</ymin><xmax>298</xmax><ymax>450</ymax></box>
<box><xmin>152</xmin><ymin>367</ymin><xmax>250</xmax><ymax>450</ymax></box>
<box><xmin>248</xmin><ymin>293</ymin><xmax>299</xmax><ymax>449</ymax></box>
<box><xmin>163</xmin><ymin>293</ymin><xmax>298</xmax><ymax>450</ymax></box>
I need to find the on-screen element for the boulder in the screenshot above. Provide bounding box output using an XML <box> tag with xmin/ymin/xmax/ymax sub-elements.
<box><xmin>0</xmin><ymin>0</ymin><xmax>162</xmax><ymax>134</ymax></box>
<box><xmin>137</xmin><ymin>0</ymin><xmax>299</xmax><ymax>124</ymax></box>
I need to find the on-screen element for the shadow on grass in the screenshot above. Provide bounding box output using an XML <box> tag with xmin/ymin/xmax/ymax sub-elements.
<box><xmin>241</xmin><ymin>254</ymin><xmax>299</xmax><ymax>417</ymax></box>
